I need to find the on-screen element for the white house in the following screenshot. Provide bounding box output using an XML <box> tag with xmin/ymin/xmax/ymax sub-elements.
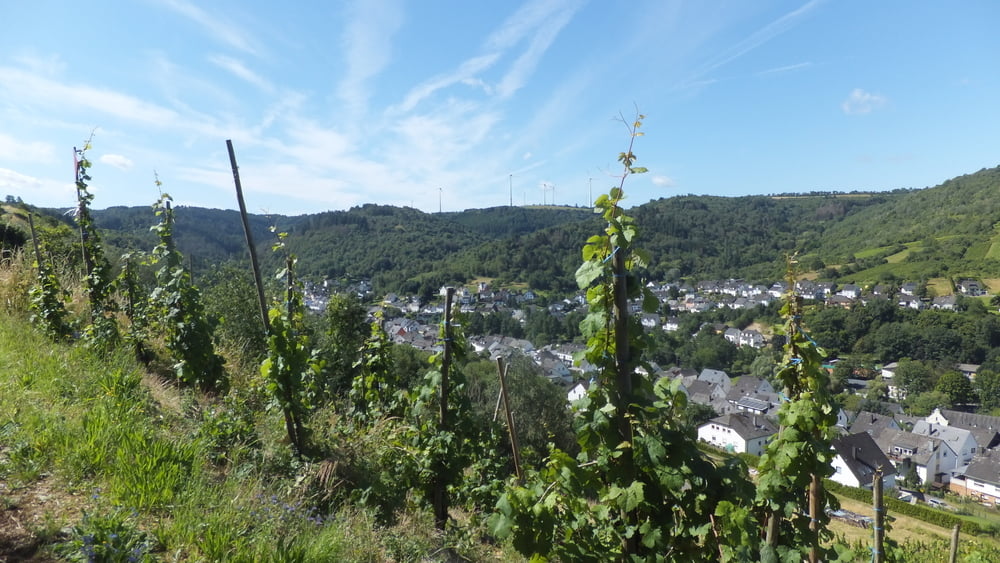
<box><xmin>874</xmin><ymin>428</ymin><xmax>958</xmax><ymax>485</ymax></box>
<box><xmin>697</xmin><ymin>413</ymin><xmax>778</xmax><ymax>456</ymax></box>
<box><xmin>831</xmin><ymin>433</ymin><xmax>897</xmax><ymax>490</ymax></box>
<box><xmin>949</xmin><ymin>453</ymin><xmax>1000</xmax><ymax>505</ymax></box>
<box><xmin>925</xmin><ymin>407</ymin><xmax>1000</xmax><ymax>452</ymax></box>
<box><xmin>880</xmin><ymin>362</ymin><xmax>905</xmax><ymax>400</ymax></box>
<box><xmin>911</xmin><ymin>421</ymin><xmax>978</xmax><ymax>466</ymax></box>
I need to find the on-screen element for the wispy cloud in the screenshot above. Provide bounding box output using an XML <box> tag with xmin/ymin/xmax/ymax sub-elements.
<box><xmin>485</xmin><ymin>0</ymin><xmax>579</xmax><ymax>51</ymax></box>
<box><xmin>0</xmin><ymin>133</ymin><xmax>56</xmax><ymax>164</ymax></box>
<box><xmin>394</xmin><ymin>0</ymin><xmax>581</xmax><ymax>111</ymax></box>
<box><xmin>652</xmin><ymin>175</ymin><xmax>676</xmax><ymax>188</ymax></box>
<box><xmin>394</xmin><ymin>54</ymin><xmax>500</xmax><ymax>113</ymax></box>
<box><xmin>155</xmin><ymin>0</ymin><xmax>259</xmax><ymax>55</ymax></box>
<box><xmin>842</xmin><ymin>88</ymin><xmax>887</xmax><ymax>115</ymax></box>
<box><xmin>208</xmin><ymin>55</ymin><xmax>274</xmax><ymax>93</ymax></box>
<box><xmin>100</xmin><ymin>154</ymin><xmax>134</xmax><ymax>170</ymax></box>
<box><xmin>337</xmin><ymin>0</ymin><xmax>404</xmax><ymax>117</ymax></box>
<box><xmin>11</xmin><ymin>52</ymin><xmax>66</xmax><ymax>76</ymax></box>
<box><xmin>682</xmin><ymin>0</ymin><xmax>824</xmax><ymax>89</ymax></box>
<box><xmin>0</xmin><ymin>168</ymin><xmax>72</xmax><ymax>201</ymax></box>
<box><xmin>495</xmin><ymin>2</ymin><xmax>579</xmax><ymax>98</ymax></box>
<box><xmin>758</xmin><ymin>62</ymin><xmax>813</xmax><ymax>76</ymax></box>
<box><xmin>0</xmin><ymin>66</ymin><xmax>179</xmax><ymax>126</ymax></box>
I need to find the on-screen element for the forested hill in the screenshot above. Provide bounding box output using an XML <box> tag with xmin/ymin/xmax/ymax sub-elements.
<box><xmin>281</xmin><ymin>204</ymin><xmax>595</xmax><ymax>297</ymax></box>
<box><xmin>16</xmin><ymin>164</ymin><xmax>1000</xmax><ymax>294</ymax></box>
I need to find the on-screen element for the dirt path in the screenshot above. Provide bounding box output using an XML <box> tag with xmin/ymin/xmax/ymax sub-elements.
<box><xmin>0</xmin><ymin>477</ymin><xmax>87</xmax><ymax>562</ymax></box>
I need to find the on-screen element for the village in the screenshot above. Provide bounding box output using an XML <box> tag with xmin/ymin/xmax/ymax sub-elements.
<box><xmin>297</xmin><ymin>274</ymin><xmax>1000</xmax><ymax>511</ymax></box>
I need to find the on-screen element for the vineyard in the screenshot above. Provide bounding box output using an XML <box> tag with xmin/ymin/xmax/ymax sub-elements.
<box><xmin>3</xmin><ymin>121</ymin><xmax>1000</xmax><ymax>561</ymax></box>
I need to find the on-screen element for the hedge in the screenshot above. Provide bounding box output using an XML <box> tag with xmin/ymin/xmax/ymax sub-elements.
<box><xmin>825</xmin><ymin>480</ymin><xmax>999</xmax><ymax>536</ymax></box>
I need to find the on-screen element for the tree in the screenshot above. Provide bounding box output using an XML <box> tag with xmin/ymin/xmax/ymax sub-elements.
<box><xmin>318</xmin><ymin>292</ymin><xmax>368</xmax><ymax>398</ymax></box>
<box><xmin>975</xmin><ymin>369</ymin><xmax>1000</xmax><ymax>412</ymax></box>
<box><xmin>934</xmin><ymin>371</ymin><xmax>973</xmax><ymax>406</ymax></box>
<box><xmin>461</xmin><ymin>353</ymin><xmax>576</xmax><ymax>462</ymax></box>
<box><xmin>893</xmin><ymin>358</ymin><xmax>935</xmax><ymax>400</ymax></box>
<box><xmin>865</xmin><ymin>375</ymin><xmax>889</xmax><ymax>403</ymax></box>
<box><xmin>907</xmin><ymin>390</ymin><xmax>951</xmax><ymax>416</ymax></box>
<box><xmin>677</xmin><ymin>328</ymin><xmax>737</xmax><ymax>371</ymax></box>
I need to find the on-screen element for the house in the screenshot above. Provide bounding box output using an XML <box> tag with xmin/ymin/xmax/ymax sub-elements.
<box><xmin>880</xmin><ymin>362</ymin><xmax>906</xmax><ymax>400</ymax></box>
<box><xmin>827</xmin><ymin>294</ymin><xmax>855</xmax><ymax>308</ymax></box>
<box><xmin>685</xmin><ymin>380</ymin><xmax>730</xmax><ymax>414</ymax></box>
<box><xmin>911</xmin><ymin>421</ymin><xmax>978</xmax><ymax>466</ymax></box>
<box><xmin>925</xmin><ymin>408</ymin><xmax>1000</xmax><ymax>451</ymax></box>
<box><xmin>871</xmin><ymin>284</ymin><xmax>892</xmax><ymax>297</ymax></box>
<box><xmin>567</xmin><ymin>381</ymin><xmax>590</xmax><ymax>404</ymax></box>
<box><xmin>640</xmin><ymin>313</ymin><xmax>661</xmax><ymax>329</ymax></box>
<box><xmin>739</xmin><ymin>329</ymin><xmax>765</xmax><ymax>348</ymax></box>
<box><xmin>874</xmin><ymin>428</ymin><xmax>958</xmax><ymax>486</ymax></box>
<box><xmin>697</xmin><ymin>413</ymin><xmax>778</xmax><ymax>456</ymax></box>
<box><xmin>831</xmin><ymin>433</ymin><xmax>897</xmax><ymax>490</ymax></box>
<box><xmin>728</xmin><ymin>394</ymin><xmax>778</xmax><ymax>416</ymax></box>
<box><xmin>729</xmin><ymin>376</ymin><xmax>775</xmax><ymax>397</ymax></box>
<box><xmin>723</xmin><ymin>327</ymin><xmax>742</xmax><ymax>345</ymax></box>
<box><xmin>958</xmin><ymin>280</ymin><xmax>985</xmax><ymax>296</ymax></box>
<box><xmin>900</xmin><ymin>282</ymin><xmax>919</xmax><ymax>296</ymax></box>
<box><xmin>768</xmin><ymin>281</ymin><xmax>788</xmax><ymax>298</ymax></box>
<box><xmin>931</xmin><ymin>295</ymin><xmax>958</xmax><ymax>311</ymax></box>
<box><xmin>663</xmin><ymin>317</ymin><xmax>681</xmax><ymax>332</ymax></box>
<box><xmin>848</xmin><ymin>411</ymin><xmax>901</xmax><ymax>437</ymax></box>
<box><xmin>698</xmin><ymin>368</ymin><xmax>732</xmax><ymax>393</ymax></box>
<box><xmin>948</xmin><ymin>452</ymin><xmax>1000</xmax><ymax>505</ymax></box>
<box><xmin>955</xmin><ymin>364</ymin><xmax>980</xmax><ymax>380</ymax></box>
<box><xmin>838</xmin><ymin>284</ymin><xmax>862</xmax><ymax>299</ymax></box>
<box><xmin>897</xmin><ymin>296</ymin><xmax>923</xmax><ymax>310</ymax></box>
<box><xmin>534</xmin><ymin>350</ymin><xmax>572</xmax><ymax>384</ymax></box>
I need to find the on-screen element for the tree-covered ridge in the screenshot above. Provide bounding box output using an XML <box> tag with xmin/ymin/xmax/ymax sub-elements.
<box><xmin>13</xmin><ymin>164</ymin><xmax>1000</xmax><ymax>295</ymax></box>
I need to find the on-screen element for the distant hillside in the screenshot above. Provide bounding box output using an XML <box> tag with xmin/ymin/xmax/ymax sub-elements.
<box><xmin>9</xmin><ymin>165</ymin><xmax>1000</xmax><ymax>295</ymax></box>
<box><xmin>809</xmin><ymin>166</ymin><xmax>1000</xmax><ymax>283</ymax></box>
<box><xmin>282</xmin><ymin>204</ymin><xmax>593</xmax><ymax>297</ymax></box>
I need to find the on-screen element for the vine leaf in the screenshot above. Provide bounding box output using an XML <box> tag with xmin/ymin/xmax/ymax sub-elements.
<box><xmin>575</xmin><ymin>260</ymin><xmax>603</xmax><ymax>289</ymax></box>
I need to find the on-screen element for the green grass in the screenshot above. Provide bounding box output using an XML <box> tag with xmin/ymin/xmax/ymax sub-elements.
<box><xmin>0</xmin><ymin>312</ymin><xmax>516</xmax><ymax>561</ymax></box>
<box><xmin>985</xmin><ymin>231</ymin><xmax>1000</xmax><ymax>260</ymax></box>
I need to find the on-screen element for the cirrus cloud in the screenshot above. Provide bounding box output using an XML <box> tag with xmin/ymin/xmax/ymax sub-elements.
<box><xmin>652</xmin><ymin>175</ymin><xmax>676</xmax><ymax>188</ymax></box>
<box><xmin>841</xmin><ymin>88</ymin><xmax>887</xmax><ymax>115</ymax></box>
<box><xmin>100</xmin><ymin>154</ymin><xmax>134</xmax><ymax>170</ymax></box>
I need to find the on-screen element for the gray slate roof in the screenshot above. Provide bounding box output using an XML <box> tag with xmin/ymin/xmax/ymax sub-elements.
<box><xmin>849</xmin><ymin>411</ymin><xmax>900</xmax><ymax>437</ymax></box>
<box><xmin>965</xmin><ymin>452</ymin><xmax>1000</xmax><ymax>487</ymax></box>
<box><xmin>832</xmin><ymin>432</ymin><xmax>897</xmax><ymax>486</ymax></box>
<box><xmin>708</xmin><ymin>413</ymin><xmax>778</xmax><ymax>441</ymax></box>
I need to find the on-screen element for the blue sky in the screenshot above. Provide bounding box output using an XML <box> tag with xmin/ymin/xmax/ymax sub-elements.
<box><xmin>1</xmin><ymin>0</ymin><xmax>997</xmax><ymax>215</ymax></box>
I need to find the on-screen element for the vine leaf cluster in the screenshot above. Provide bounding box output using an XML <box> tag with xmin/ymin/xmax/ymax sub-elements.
<box><xmin>260</xmin><ymin>228</ymin><xmax>323</xmax><ymax>456</ymax></box>
<box><xmin>74</xmin><ymin>140</ymin><xmax>120</xmax><ymax>351</ymax></box>
<box><xmin>149</xmin><ymin>191</ymin><xmax>226</xmax><ymax>391</ymax></box>
<box><xmin>491</xmin><ymin>115</ymin><xmax>758</xmax><ymax>561</ymax></box>
<box><xmin>754</xmin><ymin>258</ymin><xmax>846</xmax><ymax>562</ymax></box>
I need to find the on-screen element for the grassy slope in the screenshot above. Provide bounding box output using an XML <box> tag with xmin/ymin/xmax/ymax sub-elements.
<box><xmin>0</xmin><ymin>312</ymin><xmax>514</xmax><ymax>562</ymax></box>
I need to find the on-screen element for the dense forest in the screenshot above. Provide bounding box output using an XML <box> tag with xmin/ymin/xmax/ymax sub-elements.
<box><xmin>14</xmin><ymin>164</ymin><xmax>999</xmax><ymax>300</ymax></box>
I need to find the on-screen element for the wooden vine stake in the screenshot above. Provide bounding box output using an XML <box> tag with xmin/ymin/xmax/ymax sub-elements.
<box><xmin>949</xmin><ymin>523</ymin><xmax>960</xmax><ymax>563</ymax></box>
<box><xmin>496</xmin><ymin>357</ymin><xmax>523</xmax><ymax>483</ymax></box>
<box><xmin>433</xmin><ymin>286</ymin><xmax>456</xmax><ymax>530</ymax></box>
<box><xmin>27</xmin><ymin>213</ymin><xmax>42</xmax><ymax>267</ymax></box>
<box><xmin>226</xmin><ymin>139</ymin><xmax>270</xmax><ymax>333</ymax></box>
<box><xmin>872</xmin><ymin>467</ymin><xmax>884</xmax><ymax>563</ymax></box>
